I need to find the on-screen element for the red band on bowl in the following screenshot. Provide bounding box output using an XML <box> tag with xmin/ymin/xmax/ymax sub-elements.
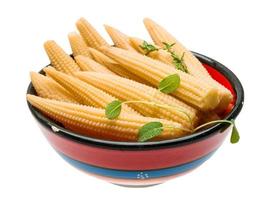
<box><xmin>41</xmin><ymin>124</ymin><xmax>230</xmax><ymax>170</ymax></box>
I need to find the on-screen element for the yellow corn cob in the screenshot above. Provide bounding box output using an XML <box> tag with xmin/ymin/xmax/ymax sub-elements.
<box><xmin>104</xmin><ymin>25</ymin><xmax>137</xmax><ymax>52</ymax></box>
<box><xmin>68</xmin><ymin>32</ymin><xmax>92</xmax><ymax>58</ymax></box>
<box><xmin>30</xmin><ymin>72</ymin><xmax>77</xmax><ymax>103</ymax></box>
<box><xmin>143</xmin><ymin>18</ymin><xmax>210</xmax><ymax>78</ymax></box>
<box><xmin>74</xmin><ymin>55</ymin><xmax>114</xmax><ymax>74</ymax></box>
<box><xmin>101</xmin><ymin>46</ymin><xmax>221</xmax><ymax>111</ymax></box>
<box><xmin>43</xmin><ymin>66</ymin><xmax>139</xmax><ymax>116</ymax></box>
<box><xmin>44</xmin><ymin>40</ymin><xmax>80</xmax><ymax>75</ymax></box>
<box><xmin>76</xmin><ymin>72</ymin><xmax>199</xmax><ymax>128</ymax></box>
<box><xmin>76</xmin><ymin>18</ymin><xmax>109</xmax><ymax>49</ymax></box>
<box><xmin>88</xmin><ymin>47</ymin><xmax>149</xmax><ymax>83</ymax></box>
<box><xmin>143</xmin><ymin>18</ymin><xmax>233</xmax><ymax>112</ymax></box>
<box><xmin>129</xmin><ymin>37</ymin><xmax>173</xmax><ymax>65</ymax></box>
<box><xmin>213</xmin><ymin>87</ymin><xmax>233</xmax><ymax>113</ymax></box>
<box><xmin>27</xmin><ymin>94</ymin><xmax>188</xmax><ymax>141</ymax></box>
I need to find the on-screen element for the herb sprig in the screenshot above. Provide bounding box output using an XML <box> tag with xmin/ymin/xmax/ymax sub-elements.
<box><xmin>105</xmin><ymin>99</ymin><xmax>193</xmax><ymax>142</ymax></box>
<box><xmin>193</xmin><ymin>119</ymin><xmax>240</xmax><ymax>143</ymax></box>
<box><xmin>139</xmin><ymin>40</ymin><xmax>189</xmax><ymax>73</ymax></box>
<box><xmin>162</xmin><ymin>42</ymin><xmax>188</xmax><ymax>73</ymax></box>
<box><xmin>105</xmin><ymin>99</ymin><xmax>240</xmax><ymax>143</ymax></box>
<box><xmin>139</xmin><ymin>41</ymin><xmax>159</xmax><ymax>55</ymax></box>
<box><xmin>162</xmin><ymin>42</ymin><xmax>176</xmax><ymax>51</ymax></box>
<box><xmin>138</xmin><ymin>119</ymin><xmax>240</xmax><ymax>143</ymax></box>
<box><xmin>105</xmin><ymin>99</ymin><xmax>192</xmax><ymax>125</ymax></box>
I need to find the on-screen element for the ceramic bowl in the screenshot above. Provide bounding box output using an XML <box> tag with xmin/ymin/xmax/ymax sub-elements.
<box><xmin>26</xmin><ymin>52</ymin><xmax>244</xmax><ymax>187</ymax></box>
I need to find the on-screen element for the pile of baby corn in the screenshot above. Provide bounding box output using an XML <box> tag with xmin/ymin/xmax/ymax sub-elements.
<box><xmin>27</xmin><ymin>18</ymin><xmax>233</xmax><ymax>142</ymax></box>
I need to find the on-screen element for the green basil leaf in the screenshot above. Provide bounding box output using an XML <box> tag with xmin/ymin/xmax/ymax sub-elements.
<box><xmin>138</xmin><ymin>122</ymin><xmax>163</xmax><ymax>142</ymax></box>
<box><xmin>230</xmin><ymin>119</ymin><xmax>240</xmax><ymax>144</ymax></box>
<box><xmin>105</xmin><ymin>100</ymin><xmax>122</xmax><ymax>119</ymax></box>
<box><xmin>158</xmin><ymin>74</ymin><xmax>180</xmax><ymax>94</ymax></box>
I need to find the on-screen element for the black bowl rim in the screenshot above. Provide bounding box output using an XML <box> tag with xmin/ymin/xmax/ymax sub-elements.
<box><xmin>26</xmin><ymin>52</ymin><xmax>244</xmax><ymax>150</ymax></box>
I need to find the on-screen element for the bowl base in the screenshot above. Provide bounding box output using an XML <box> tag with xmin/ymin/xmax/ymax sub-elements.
<box><xmin>112</xmin><ymin>183</ymin><xmax>161</xmax><ymax>188</ymax></box>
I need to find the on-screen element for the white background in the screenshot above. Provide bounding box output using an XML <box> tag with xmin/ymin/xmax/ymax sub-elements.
<box><xmin>0</xmin><ymin>0</ymin><xmax>268</xmax><ymax>199</ymax></box>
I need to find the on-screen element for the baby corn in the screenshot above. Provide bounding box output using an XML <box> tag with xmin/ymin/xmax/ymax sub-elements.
<box><xmin>101</xmin><ymin>47</ymin><xmax>220</xmax><ymax>111</ymax></box>
<box><xmin>43</xmin><ymin>67</ymin><xmax>139</xmax><ymax>115</ymax></box>
<box><xmin>88</xmin><ymin>47</ymin><xmax>148</xmax><ymax>83</ymax></box>
<box><xmin>68</xmin><ymin>32</ymin><xmax>92</xmax><ymax>58</ymax></box>
<box><xmin>199</xmin><ymin>112</ymin><xmax>220</xmax><ymax>125</ymax></box>
<box><xmin>143</xmin><ymin>18</ymin><xmax>232</xmax><ymax>112</ymax></box>
<box><xmin>75</xmin><ymin>55</ymin><xmax>114</xmax><ymax>74</ymax></box>
<box><xmin>104</xmin><ymin>25</ymin><xmax>137</xmax><ymax>52</ymax></box>
<box><xmin>143</xmin><ymin>18</ymin><xmax>210</xmax><ymax>78</ymax></box>
<box><xmin>27</xmin><ymin>95</ymin><xmax>188</xmax><ymax>141</ymax></box>
<box><xmin>76</xmin><ymin>72</ymin><xmax>199</xmax><ymax>128</ymax></box>
<box><xmin>44</xmin><ymin>40</ymin><xmax>80</xmax><ymax>75</ymax></box>
<box><xmin>25</xmin><ymin>17</ymin><xmax>239</xmax><ymax>144</ymax></box>
<box><xmin>76</xmin><ymin>18</ymin><xmax>109</xmax><ymax>49</ymax></box>
<box><xmin>30</xmin><ymin>72</ymin><xmax>77</xmax><ymax>103</ymax></box>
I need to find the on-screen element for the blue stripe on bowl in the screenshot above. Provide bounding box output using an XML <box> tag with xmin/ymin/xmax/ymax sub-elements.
<box><xmin>58</xmin><ymin>150</ymin><xmax>216</xmax><ymax>179</ymax></box>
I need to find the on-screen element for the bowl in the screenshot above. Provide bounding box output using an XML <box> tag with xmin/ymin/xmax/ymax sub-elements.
<box><xmin>26</xmin><ymin>52</ymin><xmax>244</xmax><ymax>187</ymax></box>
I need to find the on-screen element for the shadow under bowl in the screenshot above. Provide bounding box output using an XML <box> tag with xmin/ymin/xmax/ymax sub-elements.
<box><xmin>26</xmin><ymin>52</ymin><xmax>244</xmax><ymax>187</ymax></box>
